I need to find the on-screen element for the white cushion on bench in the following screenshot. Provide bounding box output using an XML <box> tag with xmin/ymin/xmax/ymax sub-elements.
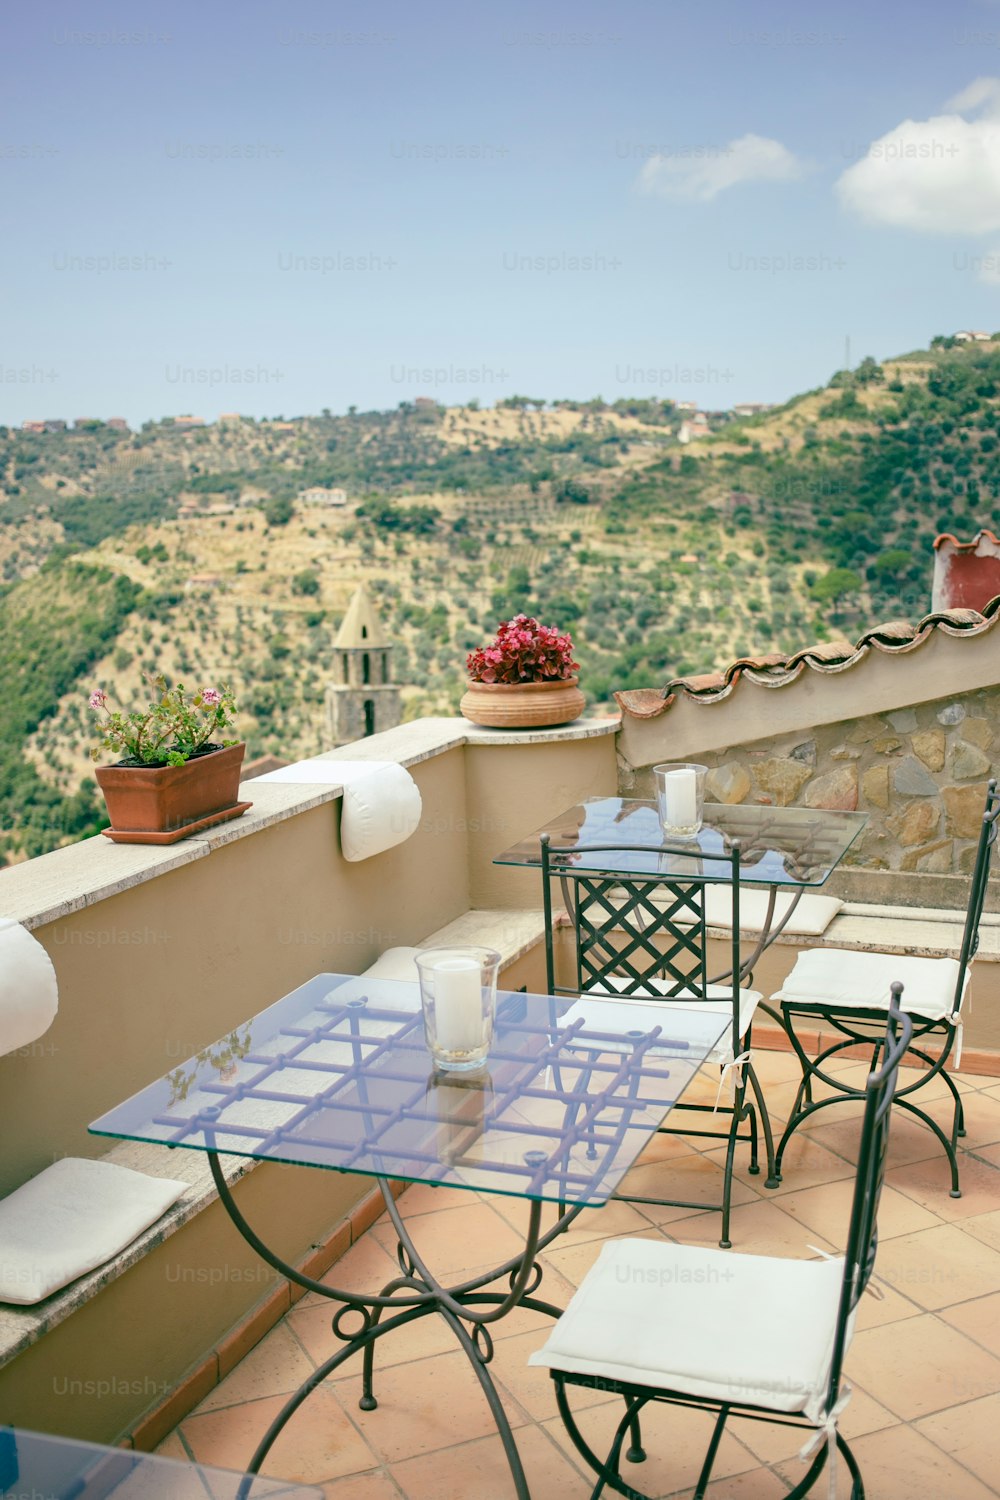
<box><xmin>528</xmin><ymin>1236</ymin><xmax>847</xmax><ymax>1424</ymax></box>
<box><xmin>771</xmin><ymin>948</ymin><xmax>965</xmax><ymax>1022</ymax></box>
<box><xmin>0</xmin><ymin>1158</ymin><xmax>186</xmax><ymax>1305</ymax></box>
<box><xmin>704</xmin><ymin>887</ymin><xmax>842</xmax><ymax>937</ymax></box>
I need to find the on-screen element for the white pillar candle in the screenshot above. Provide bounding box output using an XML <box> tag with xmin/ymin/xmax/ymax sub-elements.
<box><xmin>662</xmin><ymin>768</ymin><xmax>697</xmax><ymax>828</ymax></box>
<box><xmin>431</xmin><ymin>956</ymin><xmax>484</xmax><ymax>1053</ymax></box>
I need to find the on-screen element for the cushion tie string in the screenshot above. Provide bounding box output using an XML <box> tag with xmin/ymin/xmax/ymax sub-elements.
<box><xmin>807</xmin><ymin>1244</ymin><xmax>884</xmax><ymax>1299</ymax></box>
<box><xmin>947</xmin><ymin>1010</ymin><xmax>963</xmax><ymax>1068</ymax></box>
<box><xmin>713</xmin><ymin>1050</ymin><xmax>752</xmax><ymax>1112</ymax></box>
<box><xmin>798</xmin><ymin>1383</ymin><xmax>852</xmax><ymax>1500</ymax></box>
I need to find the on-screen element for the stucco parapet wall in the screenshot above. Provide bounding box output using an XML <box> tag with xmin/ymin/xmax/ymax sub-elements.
<box><xmin>617</xmin><ymin>614</ymin><xmax>1000</xmax><ymax>771</ymax></box>
<box><xmin>0</xmin><ymin>716</ymin><xmax>619</xmax><ymax>932</ymax></box>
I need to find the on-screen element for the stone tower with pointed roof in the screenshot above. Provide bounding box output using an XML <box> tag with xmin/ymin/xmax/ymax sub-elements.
<box><xmin>325</xmin><ymin>585</ymin><xmax>402</xmax><ymax>744</ymax></box>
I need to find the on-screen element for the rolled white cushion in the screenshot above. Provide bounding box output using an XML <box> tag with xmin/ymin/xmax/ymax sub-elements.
<box><xmin>250</xmin><ymin>756</ymin><xmax>423</xmax><ymax>861</ymax></box>
<box><xmin>341</xmin><ymin>765</ymin><xmax>422</xmax><ymax>861</ymax></box>
<box><xmin>771</xmin><ymin>947</ymin><xmax>965</xmax><ymax>1022</ymax></box>
<box><xmin>0</xmin><ymin>1158</ymin><xmax>186</xmax><ymax>1305</ymax></box>
<box><xmin>529</xmin><ymin>1236</ymin><xmax>847</xmax><ymax>1423</ymax></box>
<box><xmin>0</xmin><ymin>918</ymin><xmax>58</xmax><ymax>1057</ymax></box>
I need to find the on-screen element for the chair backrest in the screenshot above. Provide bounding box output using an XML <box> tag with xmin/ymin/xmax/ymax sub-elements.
<box><xmin>540</xmin><ymin>833</ymin><xmax>746</xmax><ymax>1061</ymax></box>
<box><xmin>826</xmin><ymin>984</ymin><xmax>913</xmax><ymax>1411</ymax></box>
<box><xmin>955</xmin><ymin>777</ymin><xmax>1000</xmax><ymax>1010</ymax></box>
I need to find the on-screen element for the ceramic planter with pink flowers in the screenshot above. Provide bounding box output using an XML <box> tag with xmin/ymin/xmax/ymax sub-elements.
<box><xmin>460</xmin><ymin>615</ymin><xmax>585</xmax><ymax>729</ymax></box>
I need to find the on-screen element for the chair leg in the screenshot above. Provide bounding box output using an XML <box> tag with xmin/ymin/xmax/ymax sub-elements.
<box><xmin>554</xmin><ymin>1377</ymin><xmax>653</xmax><ymax>1500</ymax></box>
<box><xmin>892</xmin><ymin>1096</ymin><xmax>962</xmax><ymax>1197</ymax></box>
<box><xmin>719</xmin><ymin>1105</ymin><xmax>742</xmax><ymax>1249</ymax></box>
<box><xmin>625</xmin><ymin>1404</ymin><xmax>646</xmax><ymax>1464</ymax></box>
<box><xmin>693</xmin><ymin>1406</ymin><xmax>729</xmax><ymax>1500</ymax></box>
<box><xmin>838</xmin><ymin>1430</ymin><xmax>866</xmax><ymax>1499</ymax></box>
<box><xmin>746</xmin><ymin>1060</ymin><xmax>780</xmax><ymax>1189</ymax></box>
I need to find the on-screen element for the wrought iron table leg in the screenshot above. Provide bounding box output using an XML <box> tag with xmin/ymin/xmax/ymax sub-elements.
<box><xmin>208</xmin><ymin>1151</ymin><xmax>573</xmax><ymax>1499</ymax></box>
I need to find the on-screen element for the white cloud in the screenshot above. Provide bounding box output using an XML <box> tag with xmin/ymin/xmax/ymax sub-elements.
<box><xmin>637</xmin><ymin>132</ymin><xmax>804</xmax><ymax>202</ymax></box>
<box><xmin>836</xmin><ymin>80</ymin><xmax>1000</xmax><ymax>233</ymax></box>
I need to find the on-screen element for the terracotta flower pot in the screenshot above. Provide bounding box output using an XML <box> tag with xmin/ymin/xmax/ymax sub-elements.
<box><xmin>459</xmin><ymin>678</ymin><xmax>585</xmax><ymax>730</ymax></box>
<box><xmin>95</xmin><ymin>743</ymin><xmax>248</xmax><ymax>842</ymax></box>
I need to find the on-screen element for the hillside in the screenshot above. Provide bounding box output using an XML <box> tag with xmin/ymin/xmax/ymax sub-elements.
<box><xmin>3</xmin><ymin>343</ymin><xmax>1000</xmax><ymax>862</ymax></box>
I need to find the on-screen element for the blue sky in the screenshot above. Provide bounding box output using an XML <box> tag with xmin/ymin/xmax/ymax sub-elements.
<box><xmin>6</xmin><ymin>0</ymin><xmax>1000</xmax><ymax>425</ymax></box>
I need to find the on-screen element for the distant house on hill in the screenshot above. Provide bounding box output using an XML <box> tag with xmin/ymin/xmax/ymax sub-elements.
<box><xmin>185</xmin><ymin>573</ymin><xmax>222</xmax><ymax>592</ymax></box>
<box><xmin>174</xmin><ymin>415</ymin><xmax>206</xmax><ymax>429</ymax></box>
<box><xmin>21</xmin><ymin>420</ymin><xmax>46</xmax><ymax>433</ymax></box>
<box><xmin>107</xmin><ymin>417</ymin><xmax>129</xmax><ymax>431</ymax></box>
<box><xmin>675</xmin><ymin>400</ymin><xmax>698</xmax><ymax>412</ymax></box>
<box><xmin>299</xmin><ymin>486</ymin><xmax>348</xmax><ymax>507</ymax></box>
<box><xmin>43</xmin><ymin>419</ymin><xmax>66</xmax><ymax>433</ymax></box>
<box><xmin>732</xmin><ymin>402</ymin><xmax>774</xmax><ymax>417</ymax></box>
<box><xmin>953</xmin><ymin>330</ymin><xmax>992</xmax><ymax>343</ymax></box>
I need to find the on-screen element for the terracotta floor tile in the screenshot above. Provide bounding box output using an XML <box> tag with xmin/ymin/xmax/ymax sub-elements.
<box><xmin>370</xmin><ymin>1199</ymin><xmax>524</xmax><ymax>1281</ymax></box>
<box><xmin>698</xmin><ymin>1465</ymin><xmax>795</xmax><ymax>1499</ymax></box>
<box><xmin>180</xmin><ymin>1388</ymin><xmax>378</xmax><ymax>1484</ymax></box>
<box><xmin>847</xmin><ymin>1314</ymin><xmax>1000</xmax><ymax>1420</ymax></box>
<box><xmin>297</xmin><ymin>1233</ymin><xmax>401</xmax><ymax>1310</ymax></box>
<box><xmin>540</xmin><ymin>1398</ymin><xmax>758</xmax><ymax>1498</ymax></box>
<box><xmin>917</xmin><ymin>1389</ymin><xmax>1000</xmax><ymax>1491</ymax></box>
<box><xmin>488</xmin><ymin>1191</ymin><xmax>653</xmax><ymax>1249</ymax></box>
<box><xmin>198</xmin><ymin>1324</ymin><xmax>316</xmax><ymax>1413</ymax></box>
<box><xmin>740</xmin><ymin>1049</ymin><xmax>808</xmax><ymax>1086</ymax></box>
<box><xmin>542</xmin><ymin>1225</ymin><xmax>667</xmax><ymax>1290</ymax></box>
<box><xmin>927</xmin><ymin>1090</ymin><xmax>1000</xmax><ymax>1149</ymax></box>
<box><xmin>653</xmin><ymin>1196</ymin><xmax>838</xmax><ymax>1259</ymax></box>
<box><xmin>817</xmin><ymin>1422</ymin><xmax>1000</xmax><ymax>1500</ymax></box>
<box><xmin>616</xmin><ymin>1151</ymin><xmax>759</xmax><ymax>1226</ymax></box>
<box><xmin>395</xmin><ymin>1182</ymin><xmax>478</xmax><ymax>1216</ymax></box>
<box><xmin>961</xmin><ymin>1207</ymin><xmax>1000</xmax><ymax>1254</ymax></box>
<box><xmin>804</xmin><ymin>1111</ymin><xmax>942</xmax><ymax>1175</ymax></box>
<box><xmin>941</xmin><ymin>1290</ymin><xmax>1000</xmax><ymax>1359</ymax></box>
<box><xmin>721</xmin><ymin>1128</ymin><xmax>855</xmax><ymax>1196</ymax></box>
<box><xmin>886</xmin><ymin>1150</ymin><xmax>1000</xmax><ymax>1220</ymax></box>
<box><xmin>152</xmin><ymin>1432</ymin><xmax>189</xmax><ymax>1461</ymax></box>
<box><xmin>776</xmin><ymin>1176</ymin><xmax>941</xmax><ymax>1244</ymax></box>
<box><xmin>872</xmin><ymin>1223</ymin><xmax>1000</xmax><ymax>1312</ymax></box>
<box><xmin>336</xmin><ymin>1346</ymin><xmax>529</xmax><ymax>1463</ymax></box>
<box><xmin>320</xmin><ymin>1471</ymin><xmax>402</xmax><ymax>1500</ymax></box>
<box><xmin>486</xmin><ymin>1326</ymin><xmax>615</xmax><ymax>1423</ymax></box>
<box><xmin>390</xmin><ymin>1424</ymin><xmax>588</xmax><ymax>1500</ymax></box>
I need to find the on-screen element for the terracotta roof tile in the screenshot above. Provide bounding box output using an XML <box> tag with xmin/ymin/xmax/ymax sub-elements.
<box><xmin>617</xmin><ymin>592</ymin><xmax>1000</xmax><ymax>718</ymax></box>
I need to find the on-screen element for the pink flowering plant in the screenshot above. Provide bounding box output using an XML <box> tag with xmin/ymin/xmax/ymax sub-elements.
<box><xmin>89</xmin><ymin>675</ymin><xmax>238</xmax><ymax>767</ymax></box>
<box><xmin>466</xmin><ymin>615</ymin><xmax>579</xmax><ymax>685</ymax></box>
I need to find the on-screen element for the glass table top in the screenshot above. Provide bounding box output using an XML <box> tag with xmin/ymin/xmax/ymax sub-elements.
<box><xmin>0</xmin><ymin>1427</ymin><xmax>322</xmax><ymax>1498</ymax></box>
<box><xmin>495</xmin><ymin>796</ymin><xmax>867</xmax><ymax>886</ymax></box>
<box><xmin>90</xmin><ymin>974</ymin><xmax>728</xmax><ymax>1208</ymax></box>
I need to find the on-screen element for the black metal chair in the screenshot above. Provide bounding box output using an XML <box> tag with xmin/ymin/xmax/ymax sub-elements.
<box><xmin>540</xmin><ymin>833</ymin><xmax>777</xmax><ymax>1248</ymax></box>
<box><xmin>529</xmin><ymin>987</ymin><xmax>913</xmax><ymax>1500</ymax></box>
<box><xmin>771</xmin><ymin>778</ymin><xmax>999</xmax><ymax>1197</ymax></box>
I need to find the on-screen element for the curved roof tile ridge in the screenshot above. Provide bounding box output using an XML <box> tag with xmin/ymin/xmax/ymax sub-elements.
<box><xmin>933</xmin><ymin>528</ymin><xmax>1000</xmax><ymax>552</ymax></box>
<box><xmin>614</xmin><ymin>592</ymin><xmax>1000</xmax><ymax>719</ymax></box>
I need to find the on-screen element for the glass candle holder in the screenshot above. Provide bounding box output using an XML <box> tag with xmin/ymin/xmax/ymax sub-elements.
<box><xmin>415</xmin><ymin>947</ymin><xmax>501</xmax><ymax>1072</ymax></box>
<box><xmin>653</xmin><ymin>762</ymin><xmax>708</xmax><ymax>839</ymax></box>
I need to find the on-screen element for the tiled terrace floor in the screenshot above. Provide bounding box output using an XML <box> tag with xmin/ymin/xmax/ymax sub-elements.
<box><xmin>159</xmin><ymin>1050</ymin><xmax>1000</xmax><ymax>1497</ymax></box>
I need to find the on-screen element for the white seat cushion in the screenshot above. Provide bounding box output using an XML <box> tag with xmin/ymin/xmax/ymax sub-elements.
<box><xmin>529</xmin><ymin>1236</ymin><xmax>847</xmax><ymax>1423</ymax></box>
<box><xmin>771</xmin><ymin>948</ymin><xmax>965</xmax><ymax>1023</ymax></box>
<box><xmin>561</xmin><ymin>977</ymin><xmax>761</xmax><ymax>1066</ymax></box>
<box><xmin>0</xmin><ymin>1158</ymin><xmax>186</xmax><ymax>1305</ymax></box>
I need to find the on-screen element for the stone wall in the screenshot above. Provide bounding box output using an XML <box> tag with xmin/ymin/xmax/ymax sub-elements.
<box><xmin>631</xmin><ymin>685</ymin><xmax>999</xmax><ymax>877</ymax></box>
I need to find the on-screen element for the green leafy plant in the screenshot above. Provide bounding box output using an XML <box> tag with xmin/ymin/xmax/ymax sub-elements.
<box><xmin>89</xmin><ymin>675</ymin><xmax>238</xmax><ymax>767</ymax></box>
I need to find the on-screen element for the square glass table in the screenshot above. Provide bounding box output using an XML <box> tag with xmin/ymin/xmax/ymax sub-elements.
<box><xmin>90</xmin><ymin>973</ymin><xmax>727</xmax><ymax>1500</ymax></box>
<box><xmin>0</xmin><ymin>1426</ymin><xmax>322</xmax><ymax>1499</ymax></box>
<box><xmin>495</xmin><ymin>795</ymin><xmax>868</xmax><ymax>888</ymax></box>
